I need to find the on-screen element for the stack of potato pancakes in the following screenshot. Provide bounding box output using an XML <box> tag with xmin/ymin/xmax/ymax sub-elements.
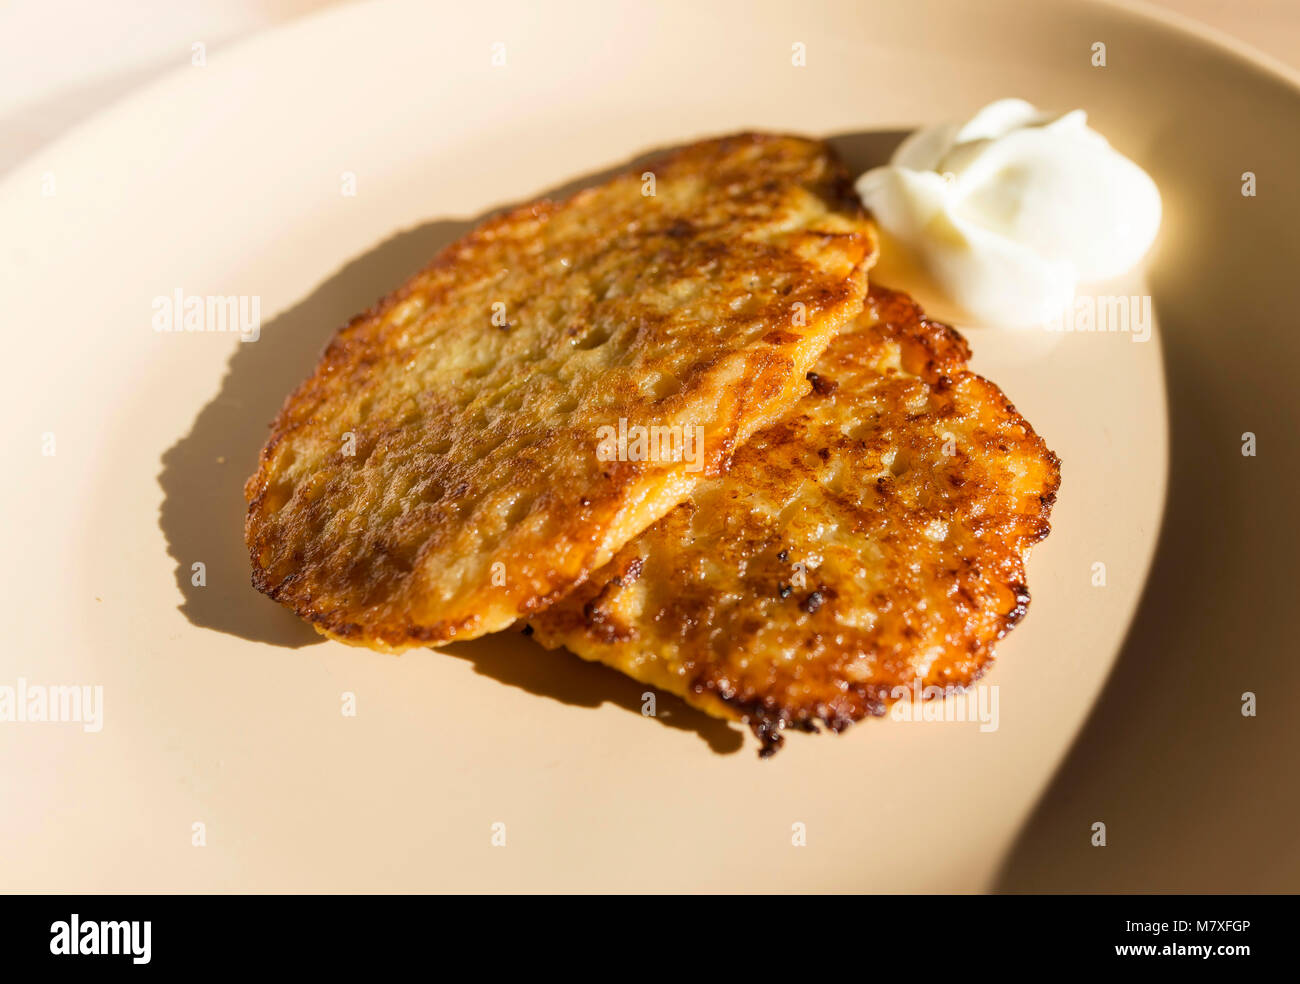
<box><xmin>245</xmin><ymin>134</ymin><xmax>1059</xmax><ymax>754</ymax></box>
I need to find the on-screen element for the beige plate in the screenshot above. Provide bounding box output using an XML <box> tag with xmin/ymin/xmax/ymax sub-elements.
<box><xmin>2</xmin><ymin>0</ymin><xmax>1297</xmax><ymax>893</ymax></box>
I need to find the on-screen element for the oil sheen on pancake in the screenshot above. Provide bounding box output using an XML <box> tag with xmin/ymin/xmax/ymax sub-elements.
<box><xmin>529</xmin><ymin>286</ymin><xmax>1060</xmax><ymax>754</ymax></box>
<box><xmin>245</xmin><ymin>133</ymin><xmax>877</xmax><ymax>649</ymax></box>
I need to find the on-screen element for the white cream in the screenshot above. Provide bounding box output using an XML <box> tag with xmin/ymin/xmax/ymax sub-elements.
<box><xmin>856</xmin><ymin>98</ymin><xmax>1161</xmax><ymax>328</ymax></box>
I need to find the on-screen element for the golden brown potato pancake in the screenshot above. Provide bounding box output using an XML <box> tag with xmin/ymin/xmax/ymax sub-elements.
<box><xmin>245</xmin><ymin>133</ymin><xmax>876</xmax><ymax>648</ymax></box>
<box><xmin>529</xmin><ymin>286</ymin><xmax>1060</xmax><ymax>754</ymax></box>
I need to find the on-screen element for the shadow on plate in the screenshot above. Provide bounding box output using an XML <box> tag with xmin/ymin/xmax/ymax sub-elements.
<box><xmin>441</xmin><ymin>629</ymin><xmax>746</xmax><ymax>754</ymax></box>
<box><xmin>825</xmin><ymin>129</ymin><xmax>909</xmax><ymax>174</ymax></box>
<box><xmin>993</xmin><ymin>107</ymin><xmax>1300</xmax><ymax>892</ymax></box>
<box><xmin>156</xmin><ymin>217</ymin><xmax>480</xmax><ymax>649</ymax></box>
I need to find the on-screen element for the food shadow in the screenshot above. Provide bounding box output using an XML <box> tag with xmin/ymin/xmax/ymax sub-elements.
<box><xmin>993</xmin><ymin>111</ymin><xmax>1300</xmax><ymax>891</ymax></box>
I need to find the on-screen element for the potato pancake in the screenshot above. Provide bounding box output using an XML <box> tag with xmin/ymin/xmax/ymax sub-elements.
<box><xmin>245</xmin><ymin>133</ymin><xmax>876</xmax><ymax>648</ymax></box>
<box><xmin>528</xmin><ymin>286</ymin><xmax>1060</xmax><ymax>754</ymax></box>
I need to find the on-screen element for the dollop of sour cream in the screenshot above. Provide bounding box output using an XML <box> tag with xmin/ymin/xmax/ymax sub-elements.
<box><xmin>856</xmin><ymin>98</ymin><xmax>1161</xmax><ymax>328</ymax></box>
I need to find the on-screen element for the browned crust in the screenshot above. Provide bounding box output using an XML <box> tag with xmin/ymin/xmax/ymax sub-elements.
<box><xmin>529</xmin><ymin>285</ymin><xmax>1061</xmax><ymax>755</ymax></box>
<box><xmin>245</xmin><ymin>133</ymin><xmax>876</xmax><ymax>648</ymax></box>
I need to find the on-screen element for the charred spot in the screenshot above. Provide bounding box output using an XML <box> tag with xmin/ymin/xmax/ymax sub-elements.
<box><xmin>826</xmin><ymin>708</ymin><xmax>856</xmax><ymax>733</ymax></box>
<box><xmin>800</xmin><ymin>590</ymin><xmax>824</xmax><ymax>614</ymax></box>
<box><xmin>817</xmin><ymin>447</ymin><xmax>831</xmax><ymax>461</ymax></box>
<box><xmin>306</xmin><ymin>609</ymin><xmax>363</xmax><ymax>639</ymax></box>
<box><xmin>777</xmin><ymin>548</ymin><xmax>789</xmax><ymax>563</ymax></box>
<box><xmin>779</xmin><ymin>584</ymin><xmax>792</xmax><ymax>598</ymax></box>
<box><xmin>1003</xmin><ymin>582</ymin><xmax>1032</xmax><ymax>627</ymax></box>
<box><xmin>749</xmin><ymin>714</ymin><xmax>786</xmax><ymax>758</ymax></box>
<box><xmin>579</xmin><ymin>598</ymin><xmax>632</xmax><ymax>643</ymax></box>
<box><xmin>763</xmin><ymin>329</ymin><xmax>801</xmax><ymax>346</ymax></box>
<box><xmin>806</xmin><ymin>371</ymin><xmax>838</xmax><ymax>396</ymax></box>
<box><xmin>578</xmin><ymin>570</ymin><xmax>638</xmax><ymax>643</ymax></box>
<box><xmin>606</xmin><ymin>557</ymin><xmax>643</xmax><ymax>591</ymax></box>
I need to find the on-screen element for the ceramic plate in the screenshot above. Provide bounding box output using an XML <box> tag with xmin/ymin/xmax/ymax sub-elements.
<box><xmin>2</xmin><ymin>0</ymin><xmax>1297</xmax><ymax>892</ymax></box>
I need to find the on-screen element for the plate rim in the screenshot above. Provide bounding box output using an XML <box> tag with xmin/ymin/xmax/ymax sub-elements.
<box><xmin>3</xmin><ymin>0</ymin><xmax>1300</xmax><ymax>203</ymax></box>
